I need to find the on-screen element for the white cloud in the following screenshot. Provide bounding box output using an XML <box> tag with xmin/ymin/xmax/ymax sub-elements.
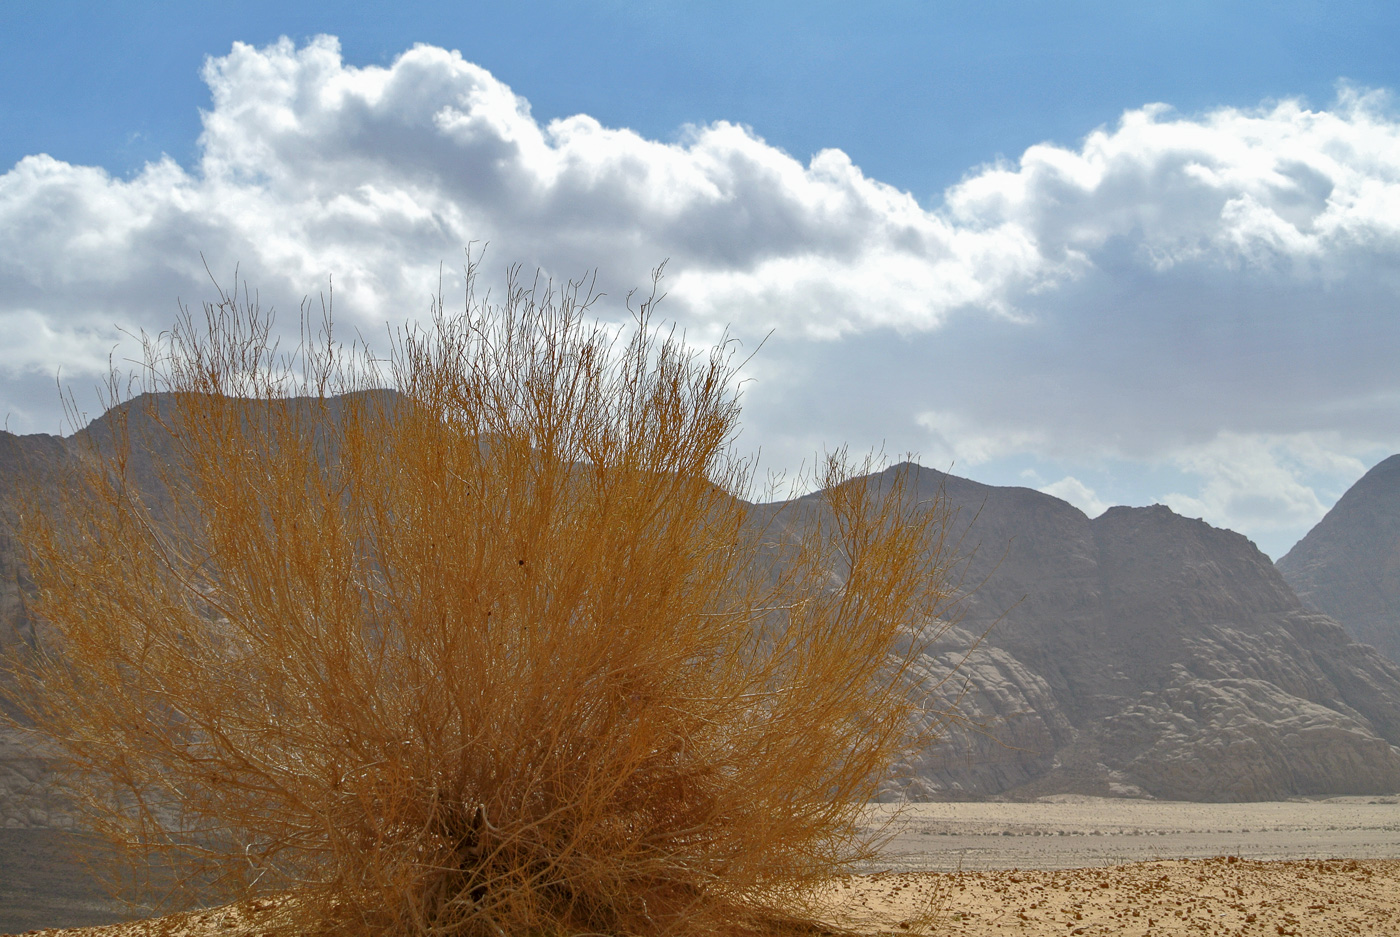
<box><xmin>944</xmin><ymin>89</ymin><xmax>1400</xmax><ymax>277</ymax></box>
<box><xmin>11</xmin><ymin>39</ymin><xmax>1397</xmax><ymax>363</ymax></box>
<box><xmin>0</xmin><ymin>35</ymin><xmax>1060</xmax><ymax>412</ymax></box>
<box><xmin>1159</xmin><ymin>432</ymin><xmax>1376</xmax><ymax>546</ymax></box>
<box><xmin>1038</xmin><ymin>476</ymin><xmax>1110</xmax><ymax>518</ymax></box>
<box><xmin>3</xmin><ymin>35</ymin><xmax>1400</xmax><ymax>551</ymax></box>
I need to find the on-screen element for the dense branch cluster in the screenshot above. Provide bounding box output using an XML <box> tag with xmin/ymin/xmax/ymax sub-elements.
<box><xmin>9</xmin><ymin>262</ymin><xmax>954</xmax><ymax>936</ymax></box>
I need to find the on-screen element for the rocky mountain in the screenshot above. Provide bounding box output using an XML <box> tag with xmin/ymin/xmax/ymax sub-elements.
<box><xmin>4</xmin><ymin>399</ymin><xmax>1400</xmax><ymax>823</ymax></box>
<box><xmin>853</xmin><ymin>464</ymin><xmax>1400</xmax><ymax>802</ymax></box>
<box><xmin>1277</xmin><ymin>454</ymin><xmax>1400</xmax><ymax>664</ymax></box>
<box><xmin>0</xmin><ymin>427</ymin><xmax>81</xmax><ymax>830</ymax></box>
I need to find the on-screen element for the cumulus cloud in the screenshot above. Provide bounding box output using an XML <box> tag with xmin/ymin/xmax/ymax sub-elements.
<box><xmin>945</xmin><ymin>91</ymin><xmax>1400</xmax><ymax>272</ymax></box>
<box><xmin>0</xmin><ymin>36</ymin><xmax>1054</xmax><ymax>408</ymax></box>
<box><xmin>3</xmin><ymin>34</ymin><xmax>1400</xmax><ymax>549</ymax></box>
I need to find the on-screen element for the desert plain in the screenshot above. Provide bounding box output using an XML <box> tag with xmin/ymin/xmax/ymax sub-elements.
<box><xmin>6</xmin><ymin>795</ymin><xmax>1399</xmax><ymax>936</ymax></box>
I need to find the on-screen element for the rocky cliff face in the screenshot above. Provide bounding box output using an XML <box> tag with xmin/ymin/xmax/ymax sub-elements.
<box><xmin>4</xmin><ymin>405</ymin><xmax>1400</xmax><ymax>819</ymax></box>
<box><xmin>0</xmin><ymin>428</ymin><xmax>81</xmax><ymax>829</ymax></box>
<box><xmin>1277</xmin><ymin>454</ymin><xmax>1400</xmax><ymax>664</ymax></box>
<box><xmin>858</xmin><ymin>464</ymin><xmax>1400</xmax><ymax>802</ymax></box>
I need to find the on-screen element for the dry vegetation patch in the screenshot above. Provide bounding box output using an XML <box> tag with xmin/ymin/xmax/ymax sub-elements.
<box><xmin>4</xmin><ymin>261</ymin><xmax>958</xmax><ymax>937</ymax></box>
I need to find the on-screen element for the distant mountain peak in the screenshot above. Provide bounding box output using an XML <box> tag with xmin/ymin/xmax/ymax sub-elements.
<box><xmin>1277</xmin><ymin>453</ymin><xmax>1400</xmax><ymax>664</ymax></box>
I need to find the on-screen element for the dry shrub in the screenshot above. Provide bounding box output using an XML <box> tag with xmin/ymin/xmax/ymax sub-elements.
<box><xmin>7</xmin><ymin>262</ymin><xmax>956</xmax><ymax>936</ymax></box>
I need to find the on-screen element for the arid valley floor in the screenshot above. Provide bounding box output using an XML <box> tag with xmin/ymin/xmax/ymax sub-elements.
<box><xmin>7</xmin><ymin>797</ymin><xmax>1400</xmax><ymax>936</ymax></box>
<box><xmin>866</xmin><ymin>796</ymin><xmax>1400</xmax><ymax>871</ymax></box>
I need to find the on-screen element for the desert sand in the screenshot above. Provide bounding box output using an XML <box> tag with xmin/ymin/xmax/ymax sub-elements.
<box><xmin>11</xmin><ymin>798</ymin><xmax>1400</xmax><ymax>936</ymax></box>
<box><xmin>830</xmin><ymin>857</ymin><xmax>1400</xmax><ymax>935</ymax></box>
<box><xmin>866</xmin><ymin>795</ymin><xmax>1400</xmax><ymax>871</ymax></box>
<box><xmin>13</xmin><ymin>858</ymin><xmax>1400</xmax><ymax>936</ymax></box>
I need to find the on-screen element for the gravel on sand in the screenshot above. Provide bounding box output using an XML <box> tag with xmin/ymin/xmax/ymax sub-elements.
<box><xmin>14</xmin><ymin>857</ymin><xmax>1400</xmax><ymax>937</ymax></box>
<box><xmin>829</xmin><ymin>856</ymin><xmax>1400</xmax><ymax>935</ymax></box>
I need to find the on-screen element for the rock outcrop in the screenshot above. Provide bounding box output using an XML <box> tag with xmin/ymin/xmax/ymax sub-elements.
<box><xmin>1277</xmin><ymin>454</ymin><xmax>1400</xmax><ymax>664</ymax></box>
<box><xmin>852</xmin><ymin>464</ymin><xmax>1400</xmax><ymax>801</ymax></box>
<box><xmin>0</xmin><ymin>428</ymin><xmax>82</xmax><ymax>829</ymax></box>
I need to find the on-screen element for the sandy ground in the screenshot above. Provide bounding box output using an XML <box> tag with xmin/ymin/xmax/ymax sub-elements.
<box><xmin>829</xmin><ymin>857</ymin><xmax>1400</xmax><ymax>935</ymax></box>
<box><xmin>9</xmin><ymin>798</ymin><xmax>1400</xmax><ymax>936</ymax></box>
<box><xmin>865</xmin><ymin>795</ymin><xmax>1400</xmax><ymax>871</ymax></box>
<box><xmin>14</xmin><ymin>858</ymin><xmax>1400</xmax><ymax>936</ymax></box>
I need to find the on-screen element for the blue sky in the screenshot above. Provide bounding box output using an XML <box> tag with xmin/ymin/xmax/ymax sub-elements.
<box><xmin>9</xmin><ymin>2</ymin><xmax>1400</xmax><ymax>198</ymax></box>
<box><xmin>4</xmin><ymin>1</ymin><xmax>1400</xmax><ymax>558</ymax></box>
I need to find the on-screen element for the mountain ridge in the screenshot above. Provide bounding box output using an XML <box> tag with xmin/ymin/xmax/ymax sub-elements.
<box><xmin>860</xmin><ymin>462</ymin><xmax>1400</xmax><ymax>801</ymax></box>
<box><xmin>3</xmin><ymin>398</ymin><xmax>1400</xmax><ymax>817</ymax></box>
